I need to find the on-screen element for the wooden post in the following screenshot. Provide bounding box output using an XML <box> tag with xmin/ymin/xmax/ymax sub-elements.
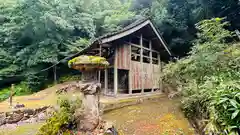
<box><xmin>140</xmin><ymin>34</ymin><xmax>144</xmax><ymax>94</ymax></box>
<box><xmin>150</xmin><ymin>41</ymin><xmax>154</xmax><ymax>92</ymax></box>
<box><xmin>98</xmin><ymin>45</ymin><xmax>102</xmax><ymax>83</ymax></box>
<box><xmin>114</xmin><ymin>47</ymin><xmax>118</xmax><ymax>96</ymax></box>
<box><xmin>158</xmin><ymin>53</ymin><xmax>162</xmax><ymax>91</ymax></box>
<box><xmin>9</xmin><ymin>84</ymin><xmax>14</xmax><ymax>106</ymax></box>
<box><xmin>104</xmin><ymin>69</ymin><xmax>108</xmax><ymax>95</ymax></box>
<box><xmin>129</xmin><ymin>45</ymin><xmax>132</xmax><ymax>94</ymax></box>
<box><xmin>53</xmin><ymin>65</ymin><xmax>57</xmax><ymax>84</ymax></box>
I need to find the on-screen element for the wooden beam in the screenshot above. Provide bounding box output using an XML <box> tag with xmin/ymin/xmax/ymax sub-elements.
<box><xmin>129</xmin><ymin>45</ymin><xmax>132</xmax><ymax>94</ymax></box>
<box><xmin>104</xmin><ymin>69</ymin><xmax>108</xmax><ymax>95</ymax></box>
<box><xmin>150</xmin><ymin>41</ymin><xmax>154</xmax><ymax>93</ymax></box>
<box><xmin>102</xmin><ymin>44</ymin><xmax>112</xmax><ymax>47</ymax></box>
<box><xmin>98</xmin><ymin>45</ymin><xmax>102</xmax><ymax>83</ymax></box>
<box><xmin>114</xmin><ymin>47</ymin><xmax>118</xmax><ymax>96</ymax></box>
<box><xmin>126</xmin><ymin>42</ymin><xmax>159</xmax><ymax>53</ymax></box>
<box><xmin>158</xmin><ymin>53</ymin><xmax>162</xmax><ymax>91</ymax></box>
<box><xmin>149</xmin><ymin>21</ymin><xmax>172</xmax><ymax>56</ymax></box>
<box><xmin>140</xmin><ymin>34</ymin><xmax>144</xmax><ymax>94</ymax></box>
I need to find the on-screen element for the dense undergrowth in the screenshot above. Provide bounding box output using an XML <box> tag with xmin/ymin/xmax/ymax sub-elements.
<box><xmin>163</xmin><ymin>18</ymin><xmax>240</xmax><ymax>134</ymax></box>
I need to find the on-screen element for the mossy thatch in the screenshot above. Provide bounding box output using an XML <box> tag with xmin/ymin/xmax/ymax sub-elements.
<box><xmin>68</xmin><ymin>55</ymin><xmax>109</xmax><ymax>71</ymax></box>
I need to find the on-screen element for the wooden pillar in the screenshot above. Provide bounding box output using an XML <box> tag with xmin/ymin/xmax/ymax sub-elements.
<box><xmin>98</xmin><ymin>45</ymin><xmax>102</xmax><ymax>83</ymax></box>
<box><xmin>104</xmin><ymin>69</ymin><xmax>108</xmax><ymax>95</ymax></box>
<box><xmin>140</xmin><ymin>34</ymin><xmax>144</xmax><ymax>94</ymax></box>
<box><xmin>129</xmin><ymin>45</ymin><xmax>132</xmax><ymax>94</ymax></box>
<box><xmin>149</xmin><ymin>41</ymin><xmax>154</xmax><ymax>92</ymax></box>
<box><xmin>114</xmin><ymin>47</ymin><xmax>118</xmax><ymax>96</ymax></box>
<box><xmin>158</xmin><ymin>53</ymin><xmax>162</xmax><ymax>91</ymax></box>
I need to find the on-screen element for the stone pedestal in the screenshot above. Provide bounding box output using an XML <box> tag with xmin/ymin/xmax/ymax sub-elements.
<box><xmin>75</xmin><ymin>81</ymin><xmax>101</xmax><ymax>132</ymax></box>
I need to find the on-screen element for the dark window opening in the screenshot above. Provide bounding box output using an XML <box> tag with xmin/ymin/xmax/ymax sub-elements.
<box><xmin>153</xmin><ymin>59</ymin><xmax>159</xmax><ymax>64</ymax></box>
<box><xmin>131</xmin><ymin>54</ymin><xmax>140</xmax><ymax>62</ymax></box>
<box><xmin>118</xmin><ymin>69</ymin><xmax>129</xmax><ymax>94</ymax></box>
<box><xmin>152</xmin><ymin>52</ymin><xmax>158</xmax><ymax>59</ymax></box>
<box><xmin>143</xmin><ymin>39</ymin><xmax>149</xmax><ymax>48</ymax></box>
<box><xmin>144</xmin><ymin>89</ymin><xmax>152</xmax><ymax>92</ymax></box>
<box><xmin>143</xmin><ymin>49</ymin><xmax>150</xmax><ymax>57</ymax></box>
<box><xmin>143</xmin><ymin>57</ymin><xmax>150</xmax><ymax>63</ymax></box>
<box><xmin>132</xmin><ymin>89</ymin><xmax>142</xmax><ymax>94</ymax></box>
<box><xmin>131</xmin><ymin>46</ymin><xmax>141</xmax><ymax>54</ymax></box>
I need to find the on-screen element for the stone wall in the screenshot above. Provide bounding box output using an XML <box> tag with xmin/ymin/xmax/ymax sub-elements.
<box><xmin>0</xmin><ymin>106</ymin><xmax>55</xmax><ymax>127</ymax></box>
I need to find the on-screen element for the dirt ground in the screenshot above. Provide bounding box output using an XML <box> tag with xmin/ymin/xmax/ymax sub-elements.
<box><xmin>103</xmin><ymin>97</ymin><xmax>196</xmax><ymax>135</ymax></box>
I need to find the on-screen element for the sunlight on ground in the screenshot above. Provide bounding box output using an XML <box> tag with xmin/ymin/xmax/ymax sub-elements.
<box><xmin>0</xmin><ymin>82</ymin><xmax>81</xmax><ymax>112</ymax></box>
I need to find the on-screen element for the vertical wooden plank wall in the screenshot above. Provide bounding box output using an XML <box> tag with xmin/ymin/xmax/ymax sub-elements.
<box><xmin>129</xmin><ymin>45</ymin><xmax>132</xmax><ymax>94</ymax></box>
<box><xmin>130</xmin><ymin>41</ymin><xmax>161</xmax><ymax>90</ymax></box>
<box><xmin>116</xmin><ymin>45</ymin><xmax>130</xmax><ymax>70</ymax></box>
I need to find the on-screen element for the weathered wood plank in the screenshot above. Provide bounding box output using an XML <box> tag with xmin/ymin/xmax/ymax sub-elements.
<box><xmin>104</xmin><ymin>69</ymin><xmax>108</xmax><ymax>95</ymax></box>
<box><xmin>114</xmin><ymin>47</ymin><xmax>118</xmax><ymax>96</ymax></box>
<box><xmin>140</xmin><ymin>34</ymin><xmax>144</xmax><ymax>93</ymax></box>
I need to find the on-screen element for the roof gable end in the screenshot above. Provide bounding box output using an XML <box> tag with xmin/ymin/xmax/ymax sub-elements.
<box><xmin>99</xmin><ymin>19</ymin><xmax>172</xmax><ymax>56</ymax></box>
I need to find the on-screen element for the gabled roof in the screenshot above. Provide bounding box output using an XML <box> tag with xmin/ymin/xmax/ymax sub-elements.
<box><xmin>73</xmin><ymin>18</ymin><xmax>172</xmax><ymax>57</ymax></box>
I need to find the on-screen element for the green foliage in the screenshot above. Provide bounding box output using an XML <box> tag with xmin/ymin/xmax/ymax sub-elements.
<box><xmin>163</xmin><ymin>18</ymin><xmax>240</xmax><ymax>134</ymax></box>
<box><xmin>0</xmin><ymin>82</ymin><xmax>31</xmax><ymax>101</ymax></box>
<box><xmin>58</xmin><ymin>75</ymin><xmax>81</xmax><ymax>83</ymax></box>
<box><xmin>150</xmin><ymin>0</ymin><xmax>240</xmax><ymax>56</ymax></box>
<box><xmin>37</xmin><ymin>97</ymin><xmax>82</xmax><ymax>135</ymax></box>
<box><xmin>0</xmin><ymin>0</ymin><xmax>134</xmax><ymax>92</ymax></box>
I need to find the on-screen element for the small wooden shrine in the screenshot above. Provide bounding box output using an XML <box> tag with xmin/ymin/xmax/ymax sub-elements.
<box><xmin>72</xmin><ymin>18</ymin><xmax>172</xmax><ymax>96</ymax></box>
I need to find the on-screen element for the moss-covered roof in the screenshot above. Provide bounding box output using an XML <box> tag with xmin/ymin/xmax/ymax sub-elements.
<box><xmin>68</xmin><ymin>55</ymin><xmax>109</xmax><ymax>71</ymax></box>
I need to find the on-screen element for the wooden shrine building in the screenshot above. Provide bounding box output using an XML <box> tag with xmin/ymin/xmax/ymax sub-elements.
<box><xmin>75</xmin><ymin>18</ymin><xmax>172</xmax><ymax>96</ymax></box>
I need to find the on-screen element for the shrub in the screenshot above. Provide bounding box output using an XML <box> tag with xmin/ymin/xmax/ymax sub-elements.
<box><xmin>37</xmin><ymin>97</ymin><xmax>82</xmax><ymax>135</ymax></box>
<box><xmin>58</xmin><ymin>75</ymin><xmax>81</xmax><ymax>83</ymax></box>
<box><xmin>162</xmin><ymin>18</ymin><xmax>240</xmax><ymax>134</ymax></box>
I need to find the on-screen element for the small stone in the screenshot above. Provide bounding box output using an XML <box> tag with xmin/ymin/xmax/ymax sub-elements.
<box><xmin>0</xmin><ymin>113</ymin><xmax>6</xmax><ymax>126</ymax></box>
<box><xmin>38</xmin><ymin>112</ymin><xmax>47</xmax><ymax>121</ymax></box>
<box><xmin>14</xmin><ymin>103</ymin><xmax>25</xmax><ymax>109</ymax></box>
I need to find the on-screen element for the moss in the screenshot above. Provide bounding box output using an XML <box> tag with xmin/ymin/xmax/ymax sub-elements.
<box><xmin>68</xmin><ymin>55</ymin><xmax>109</xmax><ymax>71</ymax></box>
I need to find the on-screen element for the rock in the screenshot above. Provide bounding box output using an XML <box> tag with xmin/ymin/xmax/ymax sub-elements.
<box><xmin>0</xmin><ymin>113</ymin><xmax>6</xmax><ymax>126</ymax></box>
<box><xmin>5</xmin><ymin>113</ymin><xmax>24</xmax><ymax>124</ymax></box>
<box><xmin>28</xmin><ymin>117</ymin><xmax>38</xmax><ymax>123</ymax></box>
<box><xmin>23</xmin><ymin>109</ymin><xmax>35</xmax><ymax>115</ymax></box>
<box><xmin>14</xmin><ymin>103</ymin><xmax>25</xmax><ymax>109</ymax></box>
<box><xmin>37</xmin><ymin>112</ymin><xmax>47</xmax><ymax>121</ymax></box>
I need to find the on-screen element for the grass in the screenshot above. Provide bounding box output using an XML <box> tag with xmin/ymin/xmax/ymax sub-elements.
<box><xmin>0</xmin><ymin>82</ymin><xmax>32</xmax><ymax>102</ymax></box>
<box><xmin>0</xmin><ymin>81</ymin><xmax>82</xmax><ymax>112</ymax></box>
<box><xmin>0</xmin><ymin>122</ymin><xmax>44</xmax><ymax>135</ymax></box>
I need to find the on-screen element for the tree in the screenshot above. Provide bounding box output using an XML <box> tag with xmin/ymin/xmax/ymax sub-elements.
<box><xmin>0</xmin><ymin>0</ymin><xmax>135</xmax><ymax>90</ymax></box>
